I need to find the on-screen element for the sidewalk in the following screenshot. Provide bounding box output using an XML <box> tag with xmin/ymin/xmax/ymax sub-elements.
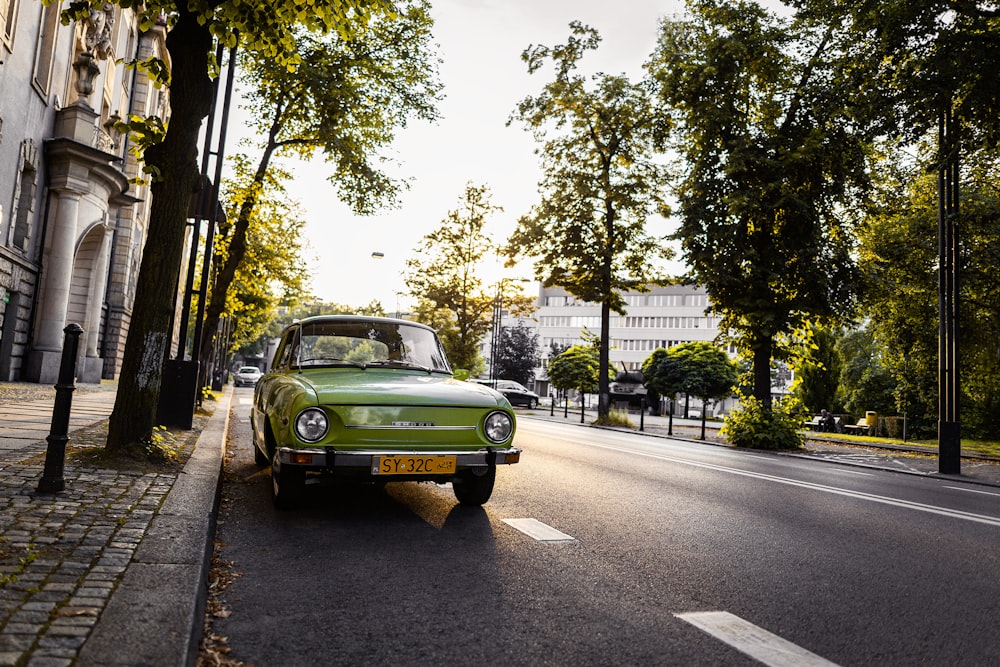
<box><xmin>0</xmin><ymin>381</ymin><xmax>232</xmax><ymax>667</ymax></box>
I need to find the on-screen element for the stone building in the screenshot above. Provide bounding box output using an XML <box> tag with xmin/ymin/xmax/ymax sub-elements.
<box><xmin>0</xmin><ymin>1</ymin><xmax>167</xmax><ymax>383</ymax></box>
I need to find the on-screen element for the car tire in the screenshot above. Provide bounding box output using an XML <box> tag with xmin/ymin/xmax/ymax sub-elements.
<box><xmin>452</xmin><ymin>466</ymin><xmax>496</xmax><ymax>506</ymax></box>
<box><xmin>528</xmin><ymin>398</ymin><xmax>538</xmax><ymax>409</ymax></box>
<box><xmin>271</xmin><ymin>457</ymin><xmax>304</xmax><ymax>510</ymax></box>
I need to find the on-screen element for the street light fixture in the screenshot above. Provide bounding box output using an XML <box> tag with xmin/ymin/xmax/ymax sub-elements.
<box><xmin>371</xmin><ymin>251</ymin><xmax>385</xmax><ymax>259</ymax></box>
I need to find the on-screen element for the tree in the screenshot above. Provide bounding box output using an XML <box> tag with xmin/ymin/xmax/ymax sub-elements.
<box><xmin>791</xmin><ymin>327</ymin><xmax>843</xmax><ymax>413</ymax></box>
<box><xmin>196</xmin><ymin>1</ymin><xmax>441</xmax><ymax>387</ymax></box>
<box><xmin>505</xmin><ymin>22</ymin><xmax>674</xmax><ymax>421</ymax></box>
<box><xmin>858</xmin><ymin>147</ymin><xmax>1000</xmax><ymax>438</ymax></box>
<box><xmin>80</xmin><ymin>0</ymin><xmax>396</xmax><ymax>452</ymax></box>
<box><xmin>646</xmin><ymin>342</ymin><xmax>737</xmax><ymax>440</ymax></box>
<box><xmin>807</xmin><ymin>0</ymin><xmax>1000</xmax><ymax>151</ymax></box>
<box><xmin>214</xmin><ymin>157</ymin><xmax>310</xmax><ymax>358</ymax></box>
<box><xmin>646</xmin><ymin>1</ymin><xmax>879</xmax><ymax>411</ymax></box>
<box><xmin>548</xmin><ymin>345</ymin><xmax>600</xmax><ymax>421</ymax></box>
<box><xmin>405</xmin><ymin>184</ymin><xmax>535</xmax><ymax>371</ymax></box>
<box><xmin>642</xmin><ymin>347</ymin><xmax>684</xmax><ymax>431</ymax></box>
<box><xmin>494</xmin><ymin>323</ymin><xmax>540</xmax><ymax>386</ymax></box>
<box><xmin>836</xmin><ymin>327</ymin><xmax>897</xmax><ymax>419</ymax></box>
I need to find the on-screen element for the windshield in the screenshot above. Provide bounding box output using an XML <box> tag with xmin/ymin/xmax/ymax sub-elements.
<box><xmin>293</xmin><ymin>320</ymin><xmax>452</xmax><ymax>373</ymax></box>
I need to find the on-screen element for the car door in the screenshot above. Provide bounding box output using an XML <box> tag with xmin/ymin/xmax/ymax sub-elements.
<box><xmin>252</xmin><ymin>325</ymin><xmax>297</xmax><ymax>443</ymax></box>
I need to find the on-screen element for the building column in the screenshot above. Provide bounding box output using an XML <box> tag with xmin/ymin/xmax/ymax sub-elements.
<box><xmin>26</xmin><ymin>191</ymin><xmax>80</xmax><ymax>383</ymax></box>
<box><xmin>79</xmin><ymin>224</ymin><xmax>113</xmax><ymax>382</ymax></box>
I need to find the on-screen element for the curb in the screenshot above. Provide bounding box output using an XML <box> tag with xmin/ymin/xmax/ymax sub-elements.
<box><xmin>76</xmin><ymin>386</ymin><xmax>232</xmax><ymax>667</ymax></box>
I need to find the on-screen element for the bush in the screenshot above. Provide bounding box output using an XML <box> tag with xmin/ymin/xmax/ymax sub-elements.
<box><xmin>593</xmin><ymin>407</ymin><xmax>634</xmax><ymax>428</ymax></box>
<box><xmin>721</xmin><ymin>395</ymin><xmax>806</xmax><ymax>450</ymax></box>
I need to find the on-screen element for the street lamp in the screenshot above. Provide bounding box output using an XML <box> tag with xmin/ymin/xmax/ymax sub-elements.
<box><xmin>489</xmin><ymin>278</ymin><xmax>530</xmax><ymax>383</ymax></box>
<box><xmin>371</xmin><ymin>251</ymin><xmax>385</xmax><ymax>259</ymax></box>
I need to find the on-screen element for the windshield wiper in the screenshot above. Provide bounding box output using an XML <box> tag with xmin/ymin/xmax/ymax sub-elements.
<box><xmin>298</xmin><ymin>357</ymin><xmax>368</xmax><ymax>370</ymax></box>
<box><xmin>369</xmin><ymin>359</ymin><xmax>433</xmax><ymax>374</ymax></box>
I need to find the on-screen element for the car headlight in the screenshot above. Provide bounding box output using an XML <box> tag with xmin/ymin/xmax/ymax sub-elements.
<box><xmin>294</xmin><ymin>408</ymin><xmax>329</xmax><ymax>443</ymax></box>
<box><xmin>484</xmin><ymin>411</ymin><xmax>513</xmax><ymax>444</ymax></box>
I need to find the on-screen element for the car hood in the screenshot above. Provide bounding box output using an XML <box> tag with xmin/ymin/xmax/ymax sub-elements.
<box><xmin>294</xmin><ymin>370</ymin><xmax>508</xmax><ymax>408</ymax></box>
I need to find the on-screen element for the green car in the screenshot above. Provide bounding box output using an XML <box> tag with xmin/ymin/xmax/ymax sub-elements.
<box><xmin>251</xmin><ymin>315</ymin><xmax>520</xmax><ymax>509</ymax></box>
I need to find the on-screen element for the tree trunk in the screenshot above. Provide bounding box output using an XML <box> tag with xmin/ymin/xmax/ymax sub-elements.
<box><xmin>105</xmin><ymin>10</ymin><xmax>214</xmax><ymax>451</ymax></box>
<box><xmin>598</xmin><ymin>299</ymin><xmax>611</xmax><ymax>418</ymax></box>
<box><xmin>753</xmin><ymin>337</ymin><xmax>773</xmax><ymax>410</ymax></box>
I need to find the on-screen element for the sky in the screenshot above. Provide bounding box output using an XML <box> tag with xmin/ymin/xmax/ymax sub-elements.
<box><xmin>237</xmin><ymin>0</ymin><xmax>688</xmax><ymax>312</ymax></box>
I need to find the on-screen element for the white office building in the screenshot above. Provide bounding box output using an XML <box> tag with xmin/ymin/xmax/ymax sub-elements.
<box><xmin>490</xmin><ymin>284</ymin><xmax>743</xmax><ymax>415</ymax></box>
<box><xmin>534</xmin><ymin>284</ymin><xmax>724</xmax><ymax>372</ymax></box>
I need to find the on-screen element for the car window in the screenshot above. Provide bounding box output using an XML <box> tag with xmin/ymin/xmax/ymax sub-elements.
<box><xmin>293</xmin><ymin>320</ymin><xmax>452</xmax><ymax>372</ymax></box>
<box><xmin>271</xmin><ymin>327</ymin><xmax>298</xmax><ymax>370</ymax></box>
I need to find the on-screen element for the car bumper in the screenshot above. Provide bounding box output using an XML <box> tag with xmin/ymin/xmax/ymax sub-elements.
<box><xmin>273</xmin><ymin>446</ymin><xmax>521</xmax><ymax>481</ymax></box>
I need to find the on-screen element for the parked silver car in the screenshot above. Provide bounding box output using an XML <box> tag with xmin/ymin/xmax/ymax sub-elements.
<box><xmin>234</xmin><ymin>366</ymin><xmax>263</xmax><ymax>387</ymax></box>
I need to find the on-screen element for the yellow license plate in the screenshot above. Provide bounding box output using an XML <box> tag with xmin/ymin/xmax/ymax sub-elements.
<box><xmin>372</xmin><ymin>455</ymin><xmax>457</xmax><ymax>475</ymax></box>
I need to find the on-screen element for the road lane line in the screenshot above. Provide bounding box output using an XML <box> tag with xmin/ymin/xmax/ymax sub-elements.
<box><xmin>569</xmin><ymin>439</ymin><xmax>1000</xmax><ymax>528</ymax></box>
<box><xmin>676</xmin><ymin>611</ymin><xmax>839</xmax><ymax>667</ymax></box>
<box><xmin>503</xmin><ymin>518</ymin><xmax>576</xmax><ymax>542</ymax></box>
<box><xmin>833</xmin><ymin>469</ymin><xmax>875</xmax><ymax>477</ymax></box>
<box><xmin>943</xmin><ymin>485</ymin><xmax>1000</xmax><ymax>497</ymax></box>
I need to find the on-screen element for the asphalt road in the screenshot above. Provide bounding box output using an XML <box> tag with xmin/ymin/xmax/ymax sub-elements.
<box><xmin>209</xmin><ymin>390</ymin><xmax>1000</xmax><ymax>666</ymax></box>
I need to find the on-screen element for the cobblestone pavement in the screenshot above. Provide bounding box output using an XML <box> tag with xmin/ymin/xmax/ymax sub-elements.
<box><xmin>0</xmin><ymin>381</ymin><xmax>226</xmax><ymax>667</ymax></box>
<box><xmin>0</xmin><ymin>454</ymin><xmax>174</xmax><ymax>666</ymax></box>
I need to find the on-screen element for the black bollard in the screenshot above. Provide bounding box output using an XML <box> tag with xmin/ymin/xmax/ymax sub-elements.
<box><xmin>549</xmin><ymin>393</ymin><xmax>554</xmax><ymax>417</ymax></box>
<box><xmin>563</xmin><ymin>395</ymin><xmax>568</xmax><ymax>419</ymax></box>
<box><xmin>640</xmin><ymin>397</ymin><xmax>645</xmax><ymax>432</ymax></box>
<box><xmin>37</xmin><ymin>323</ymin><xmax>84</xmax><ymax>494</ymax></box>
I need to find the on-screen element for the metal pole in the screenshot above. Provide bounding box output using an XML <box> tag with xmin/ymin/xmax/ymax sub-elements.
<box><xmin>37</xmin><ymin>324</ymin><xmax>84</xmax><ymax>493</ymax></box>
<box><xmin>490</xmin><ymin>283</ymin><xmax>501</xmax><ymax>383</ymax></box>
<box><xmin>938</xmin><ymin>106</ymin><xmax>961</xmax><ymax>474</ymax></box>
<box><xmin>194</xmin><ymin>42</ymin><xmax>238</xmax><ymax>367</ymax></box>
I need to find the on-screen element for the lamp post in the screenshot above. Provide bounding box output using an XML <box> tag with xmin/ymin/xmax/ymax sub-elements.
<box><xmin>488</xmin><ymin>278</ymin><xmax>530</xmax><ymax>383</ymax></box>
<box><xmin>489</xmin><ymin>285</ymin><xmax>503</xmax><ymax>384</ymax></box>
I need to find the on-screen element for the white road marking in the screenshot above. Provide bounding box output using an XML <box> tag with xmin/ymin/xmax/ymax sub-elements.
<box><xmin>565</xmin><ymin>439</ymin><xmax>1000</xmax><ymax>528</ymax></box>
<box><xmin>943</xmin><ymin>485</ymin><xmax>1000</xmax><ymax>497</ymax></box>
<box><xmin>833</xmin><ymin>468</ymin><xmax>875</xmax><ymax>477</ymax></box>
<box><xmin>676</xmin><ymin>611</ymin><xmax>839</xmax><ymax>667</ymax></box>
<box><xmin>237</xmin><ymin>396</ymin><xmax>252</xmax><ymax>405</ymax></box>
<box><xmin>503</xmin><ymin>518</ymin><xmax>576</xmax><ymax>542</ymax></box>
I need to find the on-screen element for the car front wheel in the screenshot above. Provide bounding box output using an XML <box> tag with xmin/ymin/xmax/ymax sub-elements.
<box><xmin>271</xmin><ymin>457</ymin><xmax>305</xmax><ymax>510</ymax></box>
<box><xmin>452</xmin><ymin>466</ymin><xmax>496</xmax><ymax>506</ymax></box>
<box><xmin>528</xmin><ymin>398</ymin><xmax>538</xmax><ymax>409</ymax></box>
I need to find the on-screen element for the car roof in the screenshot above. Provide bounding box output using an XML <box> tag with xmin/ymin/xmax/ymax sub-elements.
<box><xmin>281</xmin><ymin>315</ymin><xmax>437</xmax><ymax>335</ymax></box>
